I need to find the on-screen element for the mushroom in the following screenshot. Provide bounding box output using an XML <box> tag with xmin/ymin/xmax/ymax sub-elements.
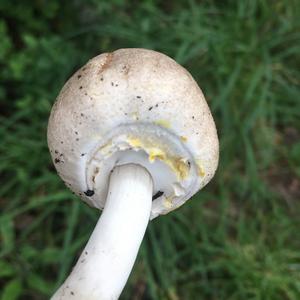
<box><xmin>48</xmin><ymin>48</ymin><xmax>219</xmax><ymax>299</ymax></box>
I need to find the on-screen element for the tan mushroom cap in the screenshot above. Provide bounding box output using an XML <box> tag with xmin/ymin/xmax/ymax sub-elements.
<box><xmin>47</xmin><ymin>48</ymin><xmax>219</xmax><ymax>219</ymax></box>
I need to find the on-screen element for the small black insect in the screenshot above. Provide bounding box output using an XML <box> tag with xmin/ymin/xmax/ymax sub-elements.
<box><xmin>84</xmin><ymin>190</ymin><xmax>95</xmax><ymax>197</ymax></box>
<box><xmin>152</xmin><ymin>191</ymin><xmax>164</xmax><ymax>200</ymax></box>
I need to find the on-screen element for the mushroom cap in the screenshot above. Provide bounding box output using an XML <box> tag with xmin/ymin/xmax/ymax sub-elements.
<box><xmin>47</xmin><ymin>48</ymin><xmax>219</xmax><ymax>219</ymax></box>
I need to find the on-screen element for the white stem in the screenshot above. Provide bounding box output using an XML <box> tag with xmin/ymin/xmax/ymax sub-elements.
<box><xmin>51</xmin><ymin>164</ymin><xmax>153</xmax><ymax>300</ymax></box>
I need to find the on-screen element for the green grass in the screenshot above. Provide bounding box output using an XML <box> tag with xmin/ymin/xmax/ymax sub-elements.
<box><xmin>1</xmin><ymin>0</ymin><xmax>300</xmax><ymax>299</ymax></box>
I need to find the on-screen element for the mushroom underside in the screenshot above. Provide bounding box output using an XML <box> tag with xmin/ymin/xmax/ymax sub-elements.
<box><xmin>81</xmin><ymin>123</ymin><xmax>201</xmax><ymax>219</ymax></box>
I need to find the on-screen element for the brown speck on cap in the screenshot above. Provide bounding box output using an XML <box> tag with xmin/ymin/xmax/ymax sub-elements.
<box><xmin>98</xmin><ymin>52</ymin><xmax>113</xmax><ymax>74</ymax></box>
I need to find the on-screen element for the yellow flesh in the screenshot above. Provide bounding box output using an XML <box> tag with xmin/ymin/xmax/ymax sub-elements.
<box><xmin>127</xmin><ymin>137</ymin><xmax>189</xmax><ymax>180</ymax></box>
<box><xmin>99</xmin><ymin>136</ymin><xmax>204</xmax><ymax>181</ymax></box>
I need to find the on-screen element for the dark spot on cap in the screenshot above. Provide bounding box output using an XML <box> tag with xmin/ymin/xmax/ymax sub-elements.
<box><xmin>152</xmin><ymin>191</ymin><xmax>164</xmax><ymax>200</ymax></box>
<box><xmin>54</xmin><ymin>150</ymin><xmax>58</xmax><ymax>154</ymax></box>
<box><xmin>84</xmin><ymin>190</ymin><xmax>94</xmax><ymax>197</ymax></box>
<box><xmin>85</xmin><ymin>251</ymin><xmax>88</xmax><ymax>255</ymax></box>
<box><xmin>81</xmin><ymin>153</ymin><xmax>86</xmax><ymax>157</ymax></box>
<box><xmin>100</xmin><ymin>77</ymin><xmax>104</xmax><ymax>81</ymax></box>
<box><xmin>76</xmin><ymin>138</ymin><xmax>79</xmax><ymax>141</ymax></box>
<box><xmin>81</xmin><ymin>113</ymin><xmax>84</xmax><ymax>117</ymax></box>
<box><xmin>75</xmin><ymin>131</ymin><xmax>78</xmax><ymax>135</ymax></box>
<box><xmin>148</xmin><ymin>106</ymin><xmax>153</xmax><ymax>111</ymax></box>
<box><xmin>136</xmin><ymin>96</ymin><xmax>141</xmax><ymax>99</ymax></box>
<box><xmin>192</xmin><ymin>116</ymin><xmax>195</xmax><ymax>119</ymax></box>
<box><xmin>79</xmin><ymin>86</ymin><xmax>83</xmax><ymax>89</ymax></box>
<box><xmin>155</xmin><ymin>103</ymin><xmax>159</xmax><ymax>107</ymax></box>
<box><xmin>54</xmin><ymin>158</ymin><xmax>60</xmax><ymax>163</ymax></box>
<box><xmin>71</xmin><ymin>291</ymin><xmax>74</xmax><ymax>295</ymax></box>
<box><xmin>111</xmin><ymin>82</ymin><xmax>114</xmax><ymax>86</ymax></box>
<box><xmin>77</xmin><ymin>74</ymin><xmax>82</xmax><ymax>79</ymax></box>
<box><xmin>61</xmin><ymin>141</ymin><xmax>64</xmax><ymax>144</ymax></box>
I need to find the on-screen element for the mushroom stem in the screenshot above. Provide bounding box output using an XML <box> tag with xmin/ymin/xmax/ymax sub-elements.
<box><xmin>51</xmin><ymin>164</ymin><xmax>153</xmax><ymax>300</ymax></box>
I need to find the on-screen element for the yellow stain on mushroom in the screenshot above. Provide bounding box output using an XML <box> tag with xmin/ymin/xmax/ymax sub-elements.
<box><xmin>173</xmin><ymin>158</ymin><xmax>189</xmax><ymax>179</ymax></box>
<box><xmin>163</xmin><ymin>196</ymin><xmax>173</xmax><ymax>209</ymax></box>
<box><xmin>180</xmin><ymin>136</ymin><xmax>188</xmax><ymax>142</ymax></box>
<box><xmin>196</xmin><ymin>159</ymin><xmax>206</xmax><ymax>177</ymax></box>
<box><xmin>148</xmin><ymin>148</ymin><xmax>166</xmax><ymax>162</ymax></box>
<box><xmin>154</xmin><ymin>119</ymin><xmax>171</xmax><ymax>129</ymax></box>
<box><xmin>127</xmin><ymin>137</ymin><xmax>142</xmax><ymax>148</ymax></box>
<box><xmin>127</xmin><ymin>136</ymin><xmax>189</xmax><ymax>180</ymax></box>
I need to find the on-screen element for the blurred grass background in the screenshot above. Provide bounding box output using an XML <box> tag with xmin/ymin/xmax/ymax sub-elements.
<box><xmin>1</xmin><ymin>0</ymin><xmax>300</xmax><ymax>299</ymax></box>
